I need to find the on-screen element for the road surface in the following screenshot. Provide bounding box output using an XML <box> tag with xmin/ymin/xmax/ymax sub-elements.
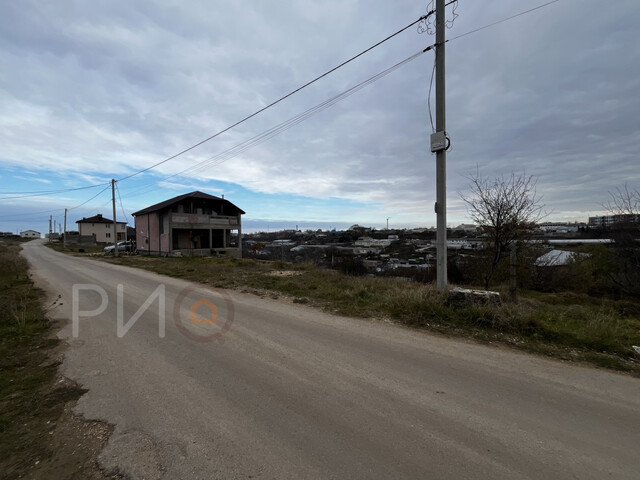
<box><xmin>22</xmin><ymin>240</ymin><xmax>640</xmax><ymax>479</ymax></box>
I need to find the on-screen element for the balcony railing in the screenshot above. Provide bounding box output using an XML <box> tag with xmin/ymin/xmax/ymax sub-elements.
<box><xmin>170</xmin><ymin>212</ymin><xmax>239</xmax><ymax>228</ymax></box>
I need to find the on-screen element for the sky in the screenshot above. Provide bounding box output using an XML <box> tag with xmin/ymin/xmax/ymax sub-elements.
<box><xmin>1</xmin><ymin>0</ymin><xmax>639</xmax><ymax>235</ymax></box>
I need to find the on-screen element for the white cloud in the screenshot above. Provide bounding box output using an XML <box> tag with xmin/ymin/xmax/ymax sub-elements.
<box><xmin>1</xmin><ymin>0</ymin><xmax>639</xmax><ymax>226</ymax></box>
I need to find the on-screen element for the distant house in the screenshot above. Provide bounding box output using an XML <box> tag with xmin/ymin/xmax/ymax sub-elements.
<box><xmin>132</xmin><ymin>191</ymin><xmax>245</xmax><ymax>257</ymax></box>
<box><xmin>445</xmin><ymin>238</ymin><xmax>483</xmax><ymax>250</ymax></box>
<box><xmin>538</xmin><ymin>222</ymin><xmax>579</xmax><ymax>233</ymax></box>
<box><xmin>354</xmin><ymin>237</ymin><xmax>391</xmax><ymax>248</ymax></box>
<box><xmin>20</xmin><ymin>230</ymin><xmax>40</xmax><ymax>239</ymax></box>
<box><xmin>455</xmin><ymin>224</ymin><xmax>478</xmax><ymax>233</ymax></box>
<box><xmin>76</xmin><ymin>214</ymin><xmax>127</xmax><ymax>243</ymax></box>
<box><xmin>534</xmin><ymin>249</ymin><xmax>586</xmax><ymax>267</ymax></box>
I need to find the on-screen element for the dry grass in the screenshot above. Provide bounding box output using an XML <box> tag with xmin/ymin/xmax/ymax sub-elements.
<box><xmin>0</xmin><ymin>240</ymin><xmax>87</xmax><ymax>479</ymax></box>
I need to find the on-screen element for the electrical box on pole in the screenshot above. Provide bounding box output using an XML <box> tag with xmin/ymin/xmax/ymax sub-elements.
<box><xmin>430</xmin><ymin>131</ymin><xmax>447</xmax><ymax>152</ymax></box>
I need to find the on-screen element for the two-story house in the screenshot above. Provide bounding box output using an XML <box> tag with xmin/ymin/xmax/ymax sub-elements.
<box><xmin>76</xmin><ymin>214</ymin><xmax>127</xmax><ymax>243</ymax></box>
<box><xmin>132</xmin><ymin>191</ymin><xmax>244</xmax><ymax>257</ymax></box>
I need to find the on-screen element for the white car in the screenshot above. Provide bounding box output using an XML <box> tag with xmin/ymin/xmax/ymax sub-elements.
<box><xmin>104</xmin><ymin>241</ymin><xmax>134</xmax><ymax>254</ymax></box>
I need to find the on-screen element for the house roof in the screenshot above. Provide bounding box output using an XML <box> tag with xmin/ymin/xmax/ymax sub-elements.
<box><xmin>131</xmin><ymin>191</ymin><xmax>245</xmax><ymax>216</ymax></box>
<box><xmin>76</xmin><ymin>214</ymin><xmax>126</xmax><ymax>224</ymax></box>
<box><xmin>534</xmin><ymin>249</ymin><xmax>586</xmax><ymax>267</ymax></box>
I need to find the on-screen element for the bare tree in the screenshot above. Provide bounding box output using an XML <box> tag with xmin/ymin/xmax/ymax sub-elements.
<box><xmin>603</xmin><ymin>183</ymin><xmax>640</xmax><ymax>216</ymax></box>
<box><xmin>602</xmin><ymin>183</ymin><xmax>640</xmax><ymax>298</ymax></box>
<box><xmin>460</xmin><ymin>171</ymin><xmax>545</xmax><ymax>289</ymax></box>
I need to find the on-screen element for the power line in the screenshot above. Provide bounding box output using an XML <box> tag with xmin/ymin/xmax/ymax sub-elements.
<box><xmin>0</xmin><ymin>0</ymin><xmax>562</xmax><ymax>202</ymax></box>
<box><xmin>180</xmin><ymin>49</ymin><xmax>431</xmax><ymax>177</ymax></box>
<box><xmin>68</xmin><ymin>185</ymin><xmax>112</xmax><ymax>210</ymax></box>
<box><xmin>0</xmin><ymin>185</ymin><xmax>111</xmax><ymax>221</ymax></box>
<box><xmin>448</xmin><ymin>0</ymin><xmax>563</xmax><ymax>42</ymax></box>
<box><xmin>116</xmin><ymin>13</ymin><xmax>436</xmax><ymax>183</ymax></box>
<box><xmin>0</xmin><ymin>182</ymin><xmax>109</xmax><ymax>200</ymax></box>
<box><xmin>418</xmin><ymin>0</ymin><xmax>459</xmax><ymax>34</ymax></box>
<box><xmin>117</xmin><ymin>47</ymin><xmax>432</xmax><ymax>201</ymax></box>
<box><xmin>114</xmin><ymin>182</ymin><xmax>129</xmax><ymax>224</ymax></box>
<box><xmin>3</xmin><ymin>9</ymin><xmax>442</xmax><ymax>196</ymax></box>
<box><xmin>427</xmin><ymin>53</ymin><xmax>436</xmax><ymax>133</ymax></box>
<box><xmin>0</xmin><ymin>208</ymin><xmax>64</xmax><ymax>220</ymax></box>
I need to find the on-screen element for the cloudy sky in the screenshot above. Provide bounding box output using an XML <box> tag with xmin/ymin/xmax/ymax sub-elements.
<box><xmin>1</xmin><ymin>0</ymin><xmax>639</xmax><ymax>234</ymax></box>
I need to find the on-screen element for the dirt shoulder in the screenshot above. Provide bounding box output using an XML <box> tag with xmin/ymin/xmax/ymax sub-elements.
<box><xmin>0</xmin><ymin>239</ymin><xmax>122</xmax><ymax>480</ymax></box>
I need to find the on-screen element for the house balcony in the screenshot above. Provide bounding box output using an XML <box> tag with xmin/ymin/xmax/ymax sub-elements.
<box><xmin>168</xmin><ymin>212</ymin><xmax>242</xmax><ymax>257</ymax></box>
<box><xmin>169</xmin><ymin>212</ymin><xmax>239</xmax><ymax>228</ymax></box>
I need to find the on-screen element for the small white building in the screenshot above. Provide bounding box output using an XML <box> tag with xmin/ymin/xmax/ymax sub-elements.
<box><xmin>20</xmin><ymin>230</ymin><xmax>41</xmax><ymax>238</ymax></box>
<box><xmin>456</xmin><ymin>224</ymin><xmax>478</xmax><ymax>233</ymax></box>
<box><xmin>442</xmin><ymin>238</ymin><xmax>483</xmax><ymax>250</ymax></box>
<box><xmin>354</xmin><ymin>237</ymin><xmax>391</xmax><ymax>248</ymax></box>
<box><xmin>538</xmin><ymin>222</ymin><xmax>579</xmax><ymax>233</ymax></box>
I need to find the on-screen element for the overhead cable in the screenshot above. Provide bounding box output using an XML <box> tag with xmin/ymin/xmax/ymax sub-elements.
<box><xmin>118</xmin><ymin>47</ymin><xmax>432</xmax><ymax>201</ymax></box>
<box><xmin>0</xmin><ymin>182</ymin><xmax>110</xmax><ymax>201</ymax></box>
<box><xmin>116</xmin><ymin>13</ymin><xmax>436</xmax><ymax>182</ymax></box>
<box><xmin>448</xmin><ymin>0</ymin><xmax>563</xmax><ymax>42</ymax></box>
<box><xmin>68</xmin><ymin>185</ymin><xmax>112</xmax><ymax>210</ymax></box>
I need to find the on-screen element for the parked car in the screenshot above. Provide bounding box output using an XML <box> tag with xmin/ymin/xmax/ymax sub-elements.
<box><xmin>104</xmin><ymin>241</ymin><xmax>134</xmax><ymax>254</ymax></box>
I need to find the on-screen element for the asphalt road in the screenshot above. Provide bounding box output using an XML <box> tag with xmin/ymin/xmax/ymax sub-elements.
<box><xmin>22</xmin><ymin>240</ymin><xmax>640</xmax><ymax>479</ymax></box>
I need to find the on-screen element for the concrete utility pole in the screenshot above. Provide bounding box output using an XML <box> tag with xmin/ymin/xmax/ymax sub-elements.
<box><xmin>63</xmin><ymin>208</ymin><xmax>67</xmax><ymax>248</ymax></box>
<box><xmin>435</xmin><ymin>0</ymin><xmax>448</xmax><ymax>291</ymax></box>
<box><xmin>111</xmin><ymin>179</ymin><xmax>119</xmax><ymax>257</ymax></box>
<box><xmin>49</xmin><ymin>215</ymin><xmax>52</xmax><ymax>241</ymax></box>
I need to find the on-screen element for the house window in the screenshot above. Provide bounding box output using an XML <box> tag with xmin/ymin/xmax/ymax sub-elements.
<box><xmin>159</xmin><ymin>214</ymin><xmax>164</xmax><ymax>234</ymax></box>
<box><xmin>106</xmin><ymin>233</ymin><xmax>111</xmax><ymax>238</ymax></box>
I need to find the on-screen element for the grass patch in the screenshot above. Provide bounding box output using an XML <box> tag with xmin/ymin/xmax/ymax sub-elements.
<box><xmin>100</xmin><ymin>255</ymin><xmax>640</xmax><ymax>374</ymax></box>
<box><xmin>0</xmin><ymin>239</ymin><xmax>86</xmax><ymax>479</ymax></box>
<box><xmin>46</xmin><ymin>241</ymin><xmax>106</xmax><ymax>255</ymax></box>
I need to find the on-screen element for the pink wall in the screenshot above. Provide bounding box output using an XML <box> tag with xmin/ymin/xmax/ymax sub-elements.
<box><xmin>135</xmin><ymin>208</ymin><xmax>241</xmax><ymax>256</ymax></box>
<box><xmin>135</xmin><ymin>213</ymin><xmax>170</xmax><ymax>254</ymax></box>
